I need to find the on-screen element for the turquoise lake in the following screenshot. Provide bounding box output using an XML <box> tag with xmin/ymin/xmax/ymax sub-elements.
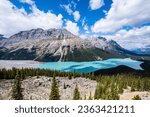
<box><xmin>37</xmin><ymin>58</ymin><xmax>143</xmax><ymax>73</ymax></box>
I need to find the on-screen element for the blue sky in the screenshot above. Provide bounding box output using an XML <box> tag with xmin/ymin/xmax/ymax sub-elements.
<box><xmin>0</xmin><ymin>0</ymin><xmax>150</xmax><ymax>49</ymax></box>
<box><xmin>10</xmin><ymin>0</ymin><xmax>112</xmax><ymax>34</ymax></box>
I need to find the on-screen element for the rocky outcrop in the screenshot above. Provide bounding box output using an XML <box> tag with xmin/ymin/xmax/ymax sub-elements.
<box><xmin>0</xmin><ymin>76</ymin><xmax>97</xmax><ymax>100</ymax></box>
<box><xmin>0</xmin><ymin>76</ymin><xmax>150</xmax><ymax>100</ymax></box>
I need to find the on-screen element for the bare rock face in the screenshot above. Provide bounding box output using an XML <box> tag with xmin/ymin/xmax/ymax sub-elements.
<box><xmin>0</xmin><ymin>28</ymin><xmax>109</xmax><ymax>62</ymax></box>
<box><xmin>0</xmin><ymin>80</ymin><xmax>13</xmax><ymax>100</ymax></box>
<box><xmin>0</xmin><ymin>28</ymin><xmax>77</xmax><ymax>47</ymax></box>
<box><xmin>6</xmin><ymin>28</ymin><xmax>75</xmax><ymax>44</ymax></box>
<box><xmin>22</xmin><ymin>76</ymin><xmax>97</xmax><ymax>100</ymax></box>
<box><xmin>91</xmin><ymin>36</ymin><xmax>127</xmax><ymax>52</ymax></box>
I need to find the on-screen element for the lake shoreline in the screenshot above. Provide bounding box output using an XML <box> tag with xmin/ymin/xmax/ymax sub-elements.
<box><xmin>0</xmin><ymin>58</ymin><xmax>144</xmax><ymax>74</ymax></box>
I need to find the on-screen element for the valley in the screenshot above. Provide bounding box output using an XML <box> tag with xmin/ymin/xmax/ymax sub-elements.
<box><xmin>0</xmin><ymin>28</ymin><xmax>150</xmax><ymax>100</ymax></box>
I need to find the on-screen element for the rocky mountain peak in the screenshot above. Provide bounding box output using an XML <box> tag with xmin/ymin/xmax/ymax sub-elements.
<box><xmin>8</xmin><ymin>28</ymin><xmax>75</xmax><ymax>42</ymax></box>
<box><xmin>97</xmin><ymin>36</ymin><xmax>107</xmax><ymax>41</ymax></box>
<box><xmin>91</xmin><ymin>36</ymin><xmax>122</xmax><ymax>51</ymax></box>
<box><xmin>108</xmin><ymin>40</ymin><xmax>122</xmax><ymax>48</ymax></box>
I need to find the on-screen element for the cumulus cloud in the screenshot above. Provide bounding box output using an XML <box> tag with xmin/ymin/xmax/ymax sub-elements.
<box><xmin>92</xmin><ymin>0</ymin><xmax>150</xmax><ymax>33</ymax></box>
<box><xmin>89</xmin><ymin>0</ymin><xmax>104</xmax><ymax>10</ymax></box>
<box><xmin>104</xmin><ymin>26</ymin><xmax>150</xmax><ymax>49</ymax></box>
<box><xmin>65</xmin><ymin>20</ymin><xmax>79</xmax><ymax>35</ymax></box>
<box><xmin>73</xmin><ymin>11</ymin><xmax>80</xmax><ymax>22</ymax></box>
<box><xmin>0</xmin><ymin>0</ymin><xmax>63</xmax><ymax>36</ymax></box>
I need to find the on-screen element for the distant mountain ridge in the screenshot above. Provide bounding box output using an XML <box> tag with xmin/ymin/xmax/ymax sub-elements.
<box><xmin>91</xmin><ymin>37</ymin><xmax>135</xmax><ymax>54</ymax></box>
<box><xmin>10</xmin><ymin>28</ymin><xmax>75</xmax><ymax>40</ymax></box>
<box><xmin>131</xmin><ymin>45</ymin><xmax>150</xmax><ymax>56</ymax></box>
<box><xmin>0</xmin><ymin>28</ymin><xmax>150</xmax><ymax>62</ymax></box>
<box><xmin>0</xmin><ymin>34</ymin><xmax>6</xmax><ymax>40</ymax></box>
<box><xmin>1</xmin><ymin>28</ymin><xmax>75</xmax><ymax>46</ymax></box>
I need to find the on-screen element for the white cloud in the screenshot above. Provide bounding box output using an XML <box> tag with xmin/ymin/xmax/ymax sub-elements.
<box><xmin>84</xmin><ymin>24</ymin><xmax>88</xmax><ymax>31</ymax></box>
<box><xmin>80</xmin><ymin>33</ymin><xmax>96</xmax><ymax>39</ymax></box>
<box><xmin>103</xmin><ymin>10</ymin><xmax>108</xmax><ymax>15</ymax></box>
<box><xmin>60</xmin><ymin>4</ymin><xmax>73</xmax><ymax>15</ymax></box>
<box><xmin>104</xmin><ymin>26</ymin><xmax>150</xmax><ymax>49</ymax></box>
<box><xmin>82</xmin><ymin>18</ymin><xmax>86</xmax><ymax>26</ymax></box>
<box><xmin>89</xmin><ymin>0</ymin><xmax>104</xmax><ymax>10</ymax></box>
<box><xmin>65</xmin><ymin>20</ymin><xmax>79</xmax><ymax>35</ymax></box>
<box><xmin>71</xmin><ymin>1</ymin><xmax>77</xmax><ymax>9</ymax></box>
<box><xmin>61</xmin><ymin>3</ymin><xmax>80</xmax><ymax>22</ymax></box>
<box><xmin>19</xmin><ymin>0</ymin><xmax>34</xmax><ymax>5</ymax></box>
<box><xmin>73</xmin><ymin>11</ymin><xmax>80</xmax><ymax>22</ymax></box>
<box><xmin>80</xmin><ymin>34</ymin><xmax>89</xmax><ymax>39</ymax></box>
<box><xmin>0</xmin><ymin>0</ymin><xmax>63</xmax><ymax>36</ymax></box>
<box><xmin>92</xmin><ymin>0</ymin><xmax>150</xmax><ymax>33</ymax></box>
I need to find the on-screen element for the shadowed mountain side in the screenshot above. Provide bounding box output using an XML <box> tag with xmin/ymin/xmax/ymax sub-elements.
<box><xmin>93</xmin><ymin>65</ymin><xmax>136</xmax><ymax>75</ymax></box>
<box><xmin>93</xmin><ymin>64</ymin><xmax>150</xmax><ymax>77</ymax></box>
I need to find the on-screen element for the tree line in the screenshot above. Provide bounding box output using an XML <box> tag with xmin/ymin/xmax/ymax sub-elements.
<box><xmin>0</xmin><ymin>68</ymin><xmax>82</xmax><ymax>80</ymax></box>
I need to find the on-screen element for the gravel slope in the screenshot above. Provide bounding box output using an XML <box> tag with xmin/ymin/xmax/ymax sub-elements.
<box><xmin>0</xmin><ymin>76</ymin><xmax>150</xmax><ymax>100</ymax></box>
<box><xmin>0</xmin><ymin>60</ymin><xmax>42</xmax><ymax>69</ymax></box>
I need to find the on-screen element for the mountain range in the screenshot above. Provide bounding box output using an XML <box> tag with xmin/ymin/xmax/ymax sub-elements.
<box><xmin>131</xmin><ymin>45</ymin><xmax>150</xmax><ymax>56</ymax></box>
<box><xmin>0</xmin><ymin>28</ymin><xmax>149</xmax><ymax>62</ymax></box>
<box><xmin>0</xmin><ymin>35</ymin><xmax>6</xmax><ymax>40</ymax></box>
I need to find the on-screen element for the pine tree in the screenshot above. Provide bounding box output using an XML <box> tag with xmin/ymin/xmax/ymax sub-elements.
<box><xmin>49</xmin><ymin>75</ymin><xmax>60</xmax><ymax>100</ymax></box>
<box><xmin>132</xmin><ymin>95</ymin><xmax>141</xmax><ymax>100</ymax></box>
<box><xmin>94</xmin><ymin>87</ymin><xmax>98</xmax><ymax>100</ymax></box>
<box><xmin>84</xmin><ymin>94</ymin><xmax>86</xmax><ymax>100</ymax></box>
<box><xmin>73</xmin><ymin>85</ymin><xmax>80</xmax><ymax>100</ymax></box>
<box><xmin>36</xmin><ymin>70</ymin><xmax>39</xmax><ymax>78</ymax></box>
<box><xmin>94</xmin><ymin>83</ymin><xmax>100</xmax><ymax>100</ymax></box>
<box><xmin>20</xmin><ymin>70</ymin><xmax>25</xmax><ymax>80</ymax></box>
<box><xmin>137</xmin><ymin>80</ymin><xmax>141</xmax><ymax>91</ymax></box>
<box><xmin>63</xmin><ymin>83</ymin><xmax>66</xmax><ymax>89</ymax></box>
<box><xmin>11</xmin><ymin>70</ymin><xmax>23</xmax><ymax>100</ymax></box>
<box><xmin>88</xmin><ymin>92</ymin><xmax>92</xmax><ymax>100</ymax></box>
<box><xmin>68</xmin><ymin>74</ymin><xmax>72</xmax><ymax>80</ymax></box>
